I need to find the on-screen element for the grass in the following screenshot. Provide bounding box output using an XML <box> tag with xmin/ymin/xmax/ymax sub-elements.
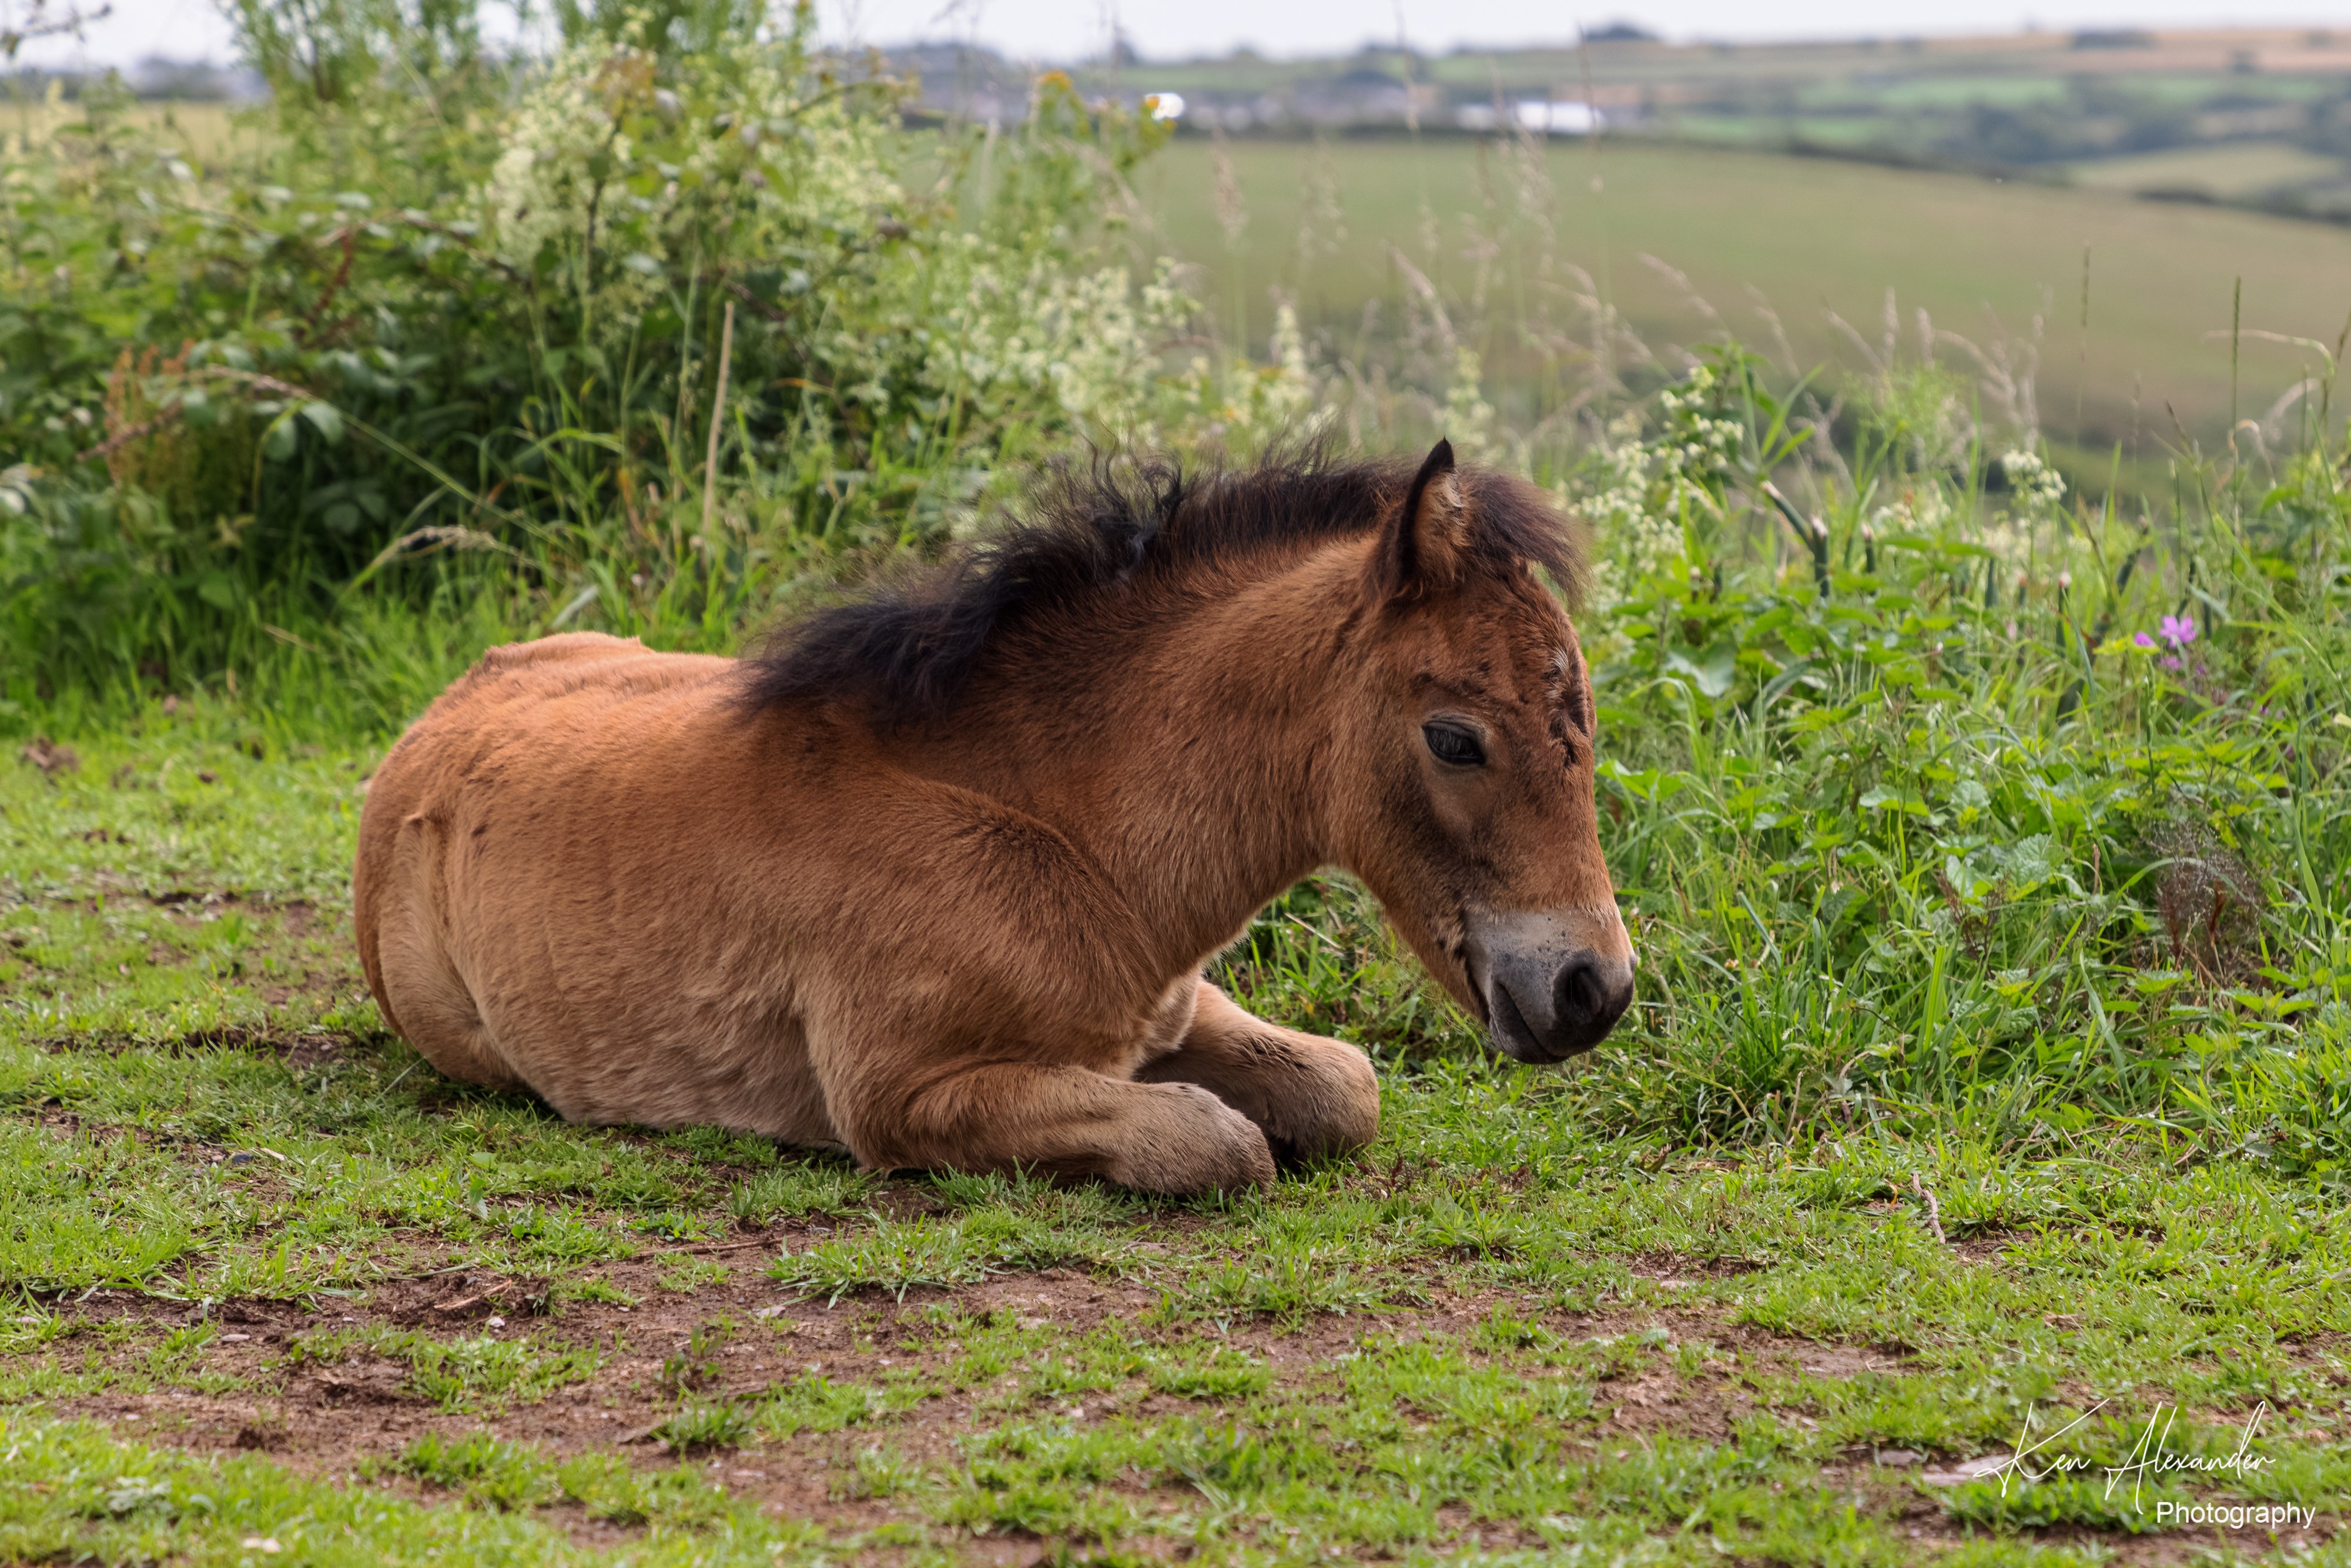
<box><xmin>1135</xmin><ymin>137</ymin><xmax>2351</xmax><ymax>449</ymax></box>
<box><xmin>6</xmin><ymin>41</ymin><xmax>2350</xmax><ymax>1551</ymax></box>
<box><xmin>2069</xmin><ymin>142</ymin><xmax>2350</xmax><ymax>200</ymax></box>
<box><xmin>2</xmin><ymin>716</ymin><xmax>2346</xmax><ymax>1562</ymax></box>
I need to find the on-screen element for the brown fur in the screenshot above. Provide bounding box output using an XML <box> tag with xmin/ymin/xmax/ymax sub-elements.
<box><xmin>353</xmin><ymin>444</ymin><xmax>1633</xmax><ymax>1194</ymax></box>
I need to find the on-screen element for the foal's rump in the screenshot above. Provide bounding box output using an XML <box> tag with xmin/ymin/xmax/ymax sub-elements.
<box><xmin>353</xmin><ymin>633</ymin><xmax>837</xmax><ymax>1134</ymax></box>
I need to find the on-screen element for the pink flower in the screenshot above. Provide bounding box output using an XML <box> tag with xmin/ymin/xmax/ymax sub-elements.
<box><xmin>2159</xmin><ymin>614</ymin><xmax>2197</xmax><ymax>649</ymax></box>
<box><xmin>2133</xmin><ymin>632</ymin><xmax>2155</xmax><ymax>649</ymax></box>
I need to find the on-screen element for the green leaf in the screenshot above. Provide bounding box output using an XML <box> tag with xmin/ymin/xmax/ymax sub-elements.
<box><xmin>262</xmin><ymin>416</ymin><xmax>299</xmax><ymax>461</ymax></box>
<box><xmin>1857</xmin><ymin>786</ymin><xmax>1928</xmax><ymax>816</ymax></box>
<box><xmin>1665</xmin><ymin>650</ymin><xmax>1737</xmax><ymax>699</ymax></box>
<box><xmin>1757</xmin><ymin>659</ymin><xmax>1813</xmax><ymax>709</ymax></box>
<box><xmin>299</xmin><ymin>401</ymin><xmax>346</xmax><ymax>445</ymax></box>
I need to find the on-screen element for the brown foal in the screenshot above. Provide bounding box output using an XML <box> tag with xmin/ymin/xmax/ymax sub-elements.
<box><xmin>353</xmin><ymin>441</ymin><xmax>1635</xmax><ymax>1194</ymax></box>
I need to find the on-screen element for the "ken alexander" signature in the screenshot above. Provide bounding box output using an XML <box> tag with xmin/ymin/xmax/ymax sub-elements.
<box><xmin>1970</xmin><ymin>1399</ymin><xmax>2272</xmax><ymax>1509</ymax></box>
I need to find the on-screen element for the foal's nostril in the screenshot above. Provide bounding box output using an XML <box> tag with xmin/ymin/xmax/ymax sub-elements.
<box><xmin>1475</xmin><ymin>921</ymin><xmax>1636</xmax><ymax>1061</ymax></box>
<box><xmin>1555</xmin><ymin>954</ymin><xmax>1605</xmax><ymax>1028</ymax></box>
<box><xmin>1552</xmin><ymin>950</ymin><xmax>1632</xmax><ymax>1046</ymax></box>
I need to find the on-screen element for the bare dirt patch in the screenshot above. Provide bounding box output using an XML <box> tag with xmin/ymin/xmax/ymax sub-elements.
<box><xmin>41</xmin><ymin>1265</ymin><xmax>1706</xmax><ymax>1453</ymax></box>
<box><xmin>1625</xmin><ymin>1248</ymin><xmax>1770</xmax><ymax>1284</ymax></box>
<box><xmin>32</xmin><ymin>1258</ymin><xmax>2342</xmax><ymax>1561</ymax></box>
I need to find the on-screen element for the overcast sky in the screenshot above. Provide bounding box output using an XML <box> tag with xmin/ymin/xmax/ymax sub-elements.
<box><xmin>12</xmin><ymin>0</ymin><xmax>2351</xmax><ymax>70</ymax></box>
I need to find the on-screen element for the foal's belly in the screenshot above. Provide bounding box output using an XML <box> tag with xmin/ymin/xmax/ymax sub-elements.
<box><xmin>473</xmin><ymin>922</ymin><xmax>842</xmax><ymax>1143</ymax></box>
<box><xmin>484</xmin><ymin>972</ymin><xmax>838</xmax><ymax>1145</ymax></box>
<box><xmin>448</xmin><ymin>775</ymin><xmax>842</xmax><ymax>1143</ymax></box>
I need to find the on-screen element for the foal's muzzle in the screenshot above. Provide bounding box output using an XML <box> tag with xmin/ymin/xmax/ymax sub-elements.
<box><xmin>1466</xmin><ymin>908</ymin><xmax>1636</xmax><ymax>1064</ymax></box>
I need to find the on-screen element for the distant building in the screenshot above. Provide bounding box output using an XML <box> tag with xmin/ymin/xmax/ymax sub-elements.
<box><xmin>1455</xmin><ymin>100</ymin><xmax>1606</xmax><ymax>135</ymax></box>
<box><xmin>871</xmin><ymin>38</ymin><xmax>1603</xmax><ymax>136</ymax></box>
<box><xmin>7</xmin><ymin>56</ymin><xmax>264</xmax><ymax>102</ymax></box>
<box><xmin>130</xmin><ymin>57</ymin><xmax>264</xmax><ymax>100</ymax></box>
<box><xmin>869</xmin><ymin>41</ymin><xmax>1031</xmax><ymax>126</ymax></box>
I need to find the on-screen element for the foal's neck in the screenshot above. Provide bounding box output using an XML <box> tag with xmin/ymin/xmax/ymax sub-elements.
<box><xmin>937</xmin><ymin>544</ymin><xmax>1366</xmax><ymax>980</ymax></box>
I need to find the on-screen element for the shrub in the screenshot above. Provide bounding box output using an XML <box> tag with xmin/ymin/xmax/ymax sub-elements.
<box><xmin>1</xmin><ymin>0</ymin><xmax>1188</xmax><ymax>701</ymax></box>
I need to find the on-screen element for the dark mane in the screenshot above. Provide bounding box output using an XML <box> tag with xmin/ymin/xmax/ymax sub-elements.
<box><xmin>736</xmin><ymin>444</ymin><xmax>1589</xmax><ymax>727</ymax></box>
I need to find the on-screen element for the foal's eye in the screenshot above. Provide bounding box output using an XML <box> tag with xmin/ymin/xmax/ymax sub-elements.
<box><xmin>1422</xmin><ymin>722</ymin><xmax>1486</xmax><ymax>768</ymax></box>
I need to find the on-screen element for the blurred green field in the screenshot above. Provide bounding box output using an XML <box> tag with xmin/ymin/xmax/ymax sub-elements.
<box><xmin>1137</xmin><ymin>137</ymin><xmax>2351</xmax><ymax>451</ymax></box>
<box><xmin>16</xmin><ymin>99</ymin><xmax>2347</xmax><ymax>455</ymax></box>
<box><xmin>2069</xmin><ymin>139</ymin><xmax>2345</xmax><ymax>196</ymax></box>
<box><xmin>2</xmin><ymin>98</ymin><xmax>246</xmax><ymax>159</ymax></box>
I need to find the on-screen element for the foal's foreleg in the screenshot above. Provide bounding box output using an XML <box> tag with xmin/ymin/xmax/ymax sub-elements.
<box><xmin>1136</xmin><ymin>981</ymin><xmax>1380</xmax><ymax>1165</ymax></box>
<box><xmin>832</xmin><ymin>1060</ymin><xmax>1275</xmax><ymax>1197</ymax></box>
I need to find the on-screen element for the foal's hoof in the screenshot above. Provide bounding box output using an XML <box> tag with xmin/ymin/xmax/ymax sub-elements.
<box><xmin>1260</xmin><ymin>1037</ymin><xmax>1381</xmax><ymax>1167</ymax></box>
<box><xmin>1111</xmin><ymin>1083</ymin><xmax>1276</xmax><ymax>1195</ymax></box>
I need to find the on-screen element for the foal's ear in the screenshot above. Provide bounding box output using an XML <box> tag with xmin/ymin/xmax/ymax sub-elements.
<box><xmin>1378</xmin><ymin>438</ymin><xmax>1473</xmax><ymax>598</ymax></box>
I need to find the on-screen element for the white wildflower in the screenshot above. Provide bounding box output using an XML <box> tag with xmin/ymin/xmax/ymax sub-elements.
<box><xmin>2000</xmin><ymin>448</ymin><xmax>2066</xmax><ymax>512</ymax></box>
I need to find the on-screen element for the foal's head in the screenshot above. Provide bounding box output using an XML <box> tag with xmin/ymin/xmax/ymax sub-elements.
<box><xmin>1331</xmin><ymin>441</ymin><xmax>1635</xmax><ymax>1062</ymax></box>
